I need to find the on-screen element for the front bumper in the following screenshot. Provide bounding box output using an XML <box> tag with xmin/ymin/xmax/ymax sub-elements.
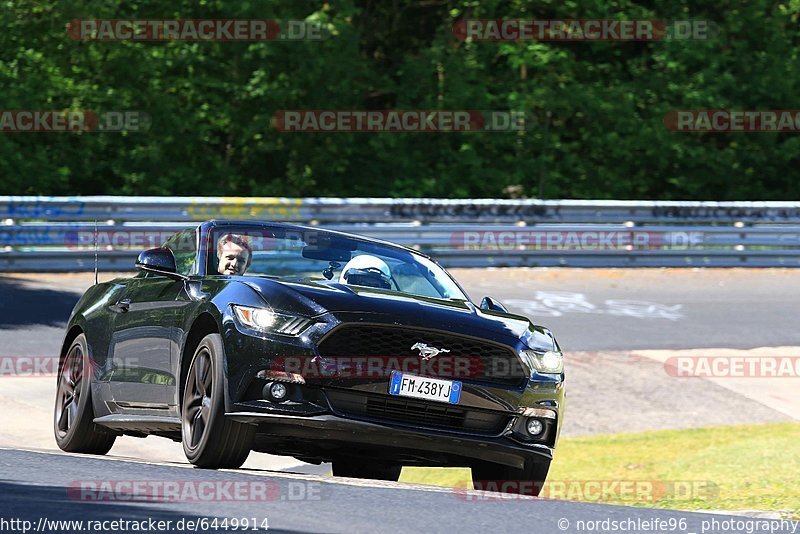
<box><xmin>221</xmin><ymin>309</ymin><xmax>564</xmax><ymax>468</ymax></box>
<box><xmin>227</xmin><ymin>410</ymin><xmax>553</xmax><ymax>469</ymax></box>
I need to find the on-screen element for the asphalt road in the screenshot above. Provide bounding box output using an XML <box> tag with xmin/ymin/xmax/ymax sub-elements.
<box><xmin>2</xmin><ymin>268</ymin><xmax>800</xmax><ymax>355</ymax></box>
<box><xmin>0</xmin><ymin>449</ymin><xmax>783</xmax><ymax>534</ymax></box>
<box><xmin>454</xmin><ymin>267</ymin><xmax>800</xmax><ymax>351</ymax></box>
<box><xmin>1</xmin><ymin>269</ymin><xmax>798</xmax><ymax>533</ymax></box>
<box><xmin>0</xmin><ymin>269</ymin><xmax>795</xmax><ymax>440</ymax></box>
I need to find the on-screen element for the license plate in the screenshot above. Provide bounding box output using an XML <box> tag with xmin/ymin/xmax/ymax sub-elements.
<box><xmin>388</xmin><ymin>371</ymin><xmax>462</xmax><ymax>404</ymax></box>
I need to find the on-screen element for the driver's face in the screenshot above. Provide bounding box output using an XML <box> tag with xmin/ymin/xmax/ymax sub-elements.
<box><xmin>217</xmin><ymin>242</ymin><xmax>250</xmax><ymax>275</ymax></box>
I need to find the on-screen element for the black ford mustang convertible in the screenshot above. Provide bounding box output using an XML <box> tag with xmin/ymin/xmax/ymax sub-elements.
<box><xmin>54</xmin><ymin>220</ymin><xmax>565</xmax><ymax>494</ymax></box>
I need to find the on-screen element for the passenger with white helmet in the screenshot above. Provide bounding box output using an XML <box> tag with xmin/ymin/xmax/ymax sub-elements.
<box><xmin>338</xmin><ymin>254</ymin><xmax>395</xmax><ymax>290</ymax></box>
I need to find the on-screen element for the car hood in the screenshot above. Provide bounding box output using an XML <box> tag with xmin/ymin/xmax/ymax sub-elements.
<box><xmin>240</xmin><ymin>277</ymin><xmax>535</xmax><ymax>343</ymax></box>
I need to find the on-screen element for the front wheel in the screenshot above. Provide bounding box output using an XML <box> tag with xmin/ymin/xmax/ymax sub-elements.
<box><xmin>53</xmin><ymin>334</ymin><xmax>116</xmax><ymax>454</ymax></box>
<box><xmin>471</xmin><ymin>459</ymin><xmax>551</xmax><ymax>496</ymax></box>
<box><xmin>182</xmin><ymin>333</ymin><xmax>255</xmax><ymax>468</ymax></box>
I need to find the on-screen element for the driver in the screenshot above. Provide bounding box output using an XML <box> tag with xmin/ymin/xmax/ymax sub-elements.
<box><xmin>217</xmin><ymin>233</ymin><xmax>252</xmax><ymax>275</ymax></box>
<box><xmin>339</xmin><ymin>255</ymin><xmax>393</xmax><ymax>289</ymax></box>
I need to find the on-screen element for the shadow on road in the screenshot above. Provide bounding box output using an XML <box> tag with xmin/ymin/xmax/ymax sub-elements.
<box><xmin>0</xmin><ymin>478</ymin><xmax>198</xmax><ymax>526</ymax></box>
<box><xmin>0</xmin><ymin>278</ymin><xmax>80</xmax><ymax>329</ymax></box>
<box><xmin>0</xmin><ymin>479</ymin><xmax>300</xmax><ymax>533</ymax></box>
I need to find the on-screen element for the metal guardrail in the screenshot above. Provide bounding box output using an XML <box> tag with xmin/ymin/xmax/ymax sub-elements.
<box><xmin>1</xmin><ymin>197</ymin><xmax>799</xmax><ymax>270</ymax></box>
<box><xmin>3</xmin><ymin>196</ymin><xmax>800</xmax><ymax>223</ymax></box>
<box><xmin>2</xmin><ymin>249</ymin><xmax>798</xmax><ymax>272</ymax></box>
<box><xmin>5</xmin><ymin>222</ymin><xmax>800</xmax><ymax>247</ymax></box>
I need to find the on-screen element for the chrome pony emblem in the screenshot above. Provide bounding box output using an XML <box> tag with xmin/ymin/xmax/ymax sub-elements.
<box><xmin>411</xmin><ymin>342</ymin><xmax>450</xmax><ymax>361</ymax></box>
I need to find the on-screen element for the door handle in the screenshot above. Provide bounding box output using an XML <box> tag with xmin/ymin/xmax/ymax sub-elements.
<box><xmin>117</xmin><ymin>299</ymin><xmax>131</xmax><ymax>312</ymax></box>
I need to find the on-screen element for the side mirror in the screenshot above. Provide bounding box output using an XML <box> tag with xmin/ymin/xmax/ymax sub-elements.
<box><xmin>480</xmin><ymin>296</ymin><xmax>508</xmax><ymax>313</ymax></box>
<box><xmin>135</xmin><ymin>248</ymin><xmax>185</xmax><ymax>280</ymax></box>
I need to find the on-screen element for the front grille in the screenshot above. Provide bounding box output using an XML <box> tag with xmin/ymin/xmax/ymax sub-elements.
<box><xmin>366</xmin><ymin>396</ymin><xmax>465</xmax><ymax>427</ymax></box>
<box><xmin>316</xmin><ymin>324</ymin><xmax>526</xmax><ymax>386</ymax></box>
<box><xmin>326</xmin><ymin>389</ymin><xmax>511</xmax><ymax>434</ymax></box>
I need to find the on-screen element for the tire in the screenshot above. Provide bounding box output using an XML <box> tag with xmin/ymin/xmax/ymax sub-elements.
<box><xmin>182</xmin><ymin>333</ymin><xmax>255</xmax><ymax>468</ymax></box>
<box><xmin>53</xmin><ymin>334</ymin><xmax>116</xmax><ymax>454</ymax></box>
<box><xmin>471</xmin><ymin>459</ymin><xmax>551</xmax><ymax>496</ymax></box>
<box><xmin>332</xmin><ymin>459</ymin><xmax>402</xmax><ymax>481</ymax></box>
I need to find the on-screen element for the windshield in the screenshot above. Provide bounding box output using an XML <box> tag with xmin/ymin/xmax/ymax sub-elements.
<box><xmin>206</xmin><ymin>227</ymin><xmax>467</xmax><ymax>301</ymax></box>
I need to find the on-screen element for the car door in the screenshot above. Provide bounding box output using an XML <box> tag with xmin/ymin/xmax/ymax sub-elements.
<box><xmin>108</xmin><ymin>273</ymin><xmax>184</xmax><ymax>409</ymax></box>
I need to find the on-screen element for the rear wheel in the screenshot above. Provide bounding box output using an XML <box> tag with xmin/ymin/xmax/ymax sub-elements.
<box><xmin>471</xmin><ymin>459</ymin><xmax>551</xmax><ymax>496</ymax></box>
<box><xmin>53</xmin><ymin>334</ymin><xmax>116</xmax><ymax>454</ymax></box>
<box><xmin>182</xmin><ymin>333</ymin><xmax>255</xmax><ymax>468</ymax></box>
<box><xmin>332</xmin><ymin>459</ymin><xmax>402</xmax><ymax>481</ymax></box>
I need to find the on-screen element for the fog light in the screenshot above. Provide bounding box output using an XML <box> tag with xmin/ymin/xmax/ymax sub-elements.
<box><xmin>526</xmin><ymin>418</ymin><xmax>544</xmax><ymax>437</ymax></box>
<box><xmin>268</xmin><ymin>382</ymin><xmax>288</xmax><ymax>401</ymax></box>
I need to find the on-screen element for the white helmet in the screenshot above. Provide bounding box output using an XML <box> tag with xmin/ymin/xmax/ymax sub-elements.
<box><xmin>339</xmin><ymin>255</ymin><xmax>392</xmax><ymax>288</ymax></box>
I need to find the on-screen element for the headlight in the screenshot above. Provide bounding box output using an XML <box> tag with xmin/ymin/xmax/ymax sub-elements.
<box><xmin>520</xmin><ymin>349</ymin><xmax>563</xmax><ymax>374</ymax></box>
<box><xmin>232</xmin><ymin>305</ymin><xmax>311</xmax><ymax>336</ymax></box>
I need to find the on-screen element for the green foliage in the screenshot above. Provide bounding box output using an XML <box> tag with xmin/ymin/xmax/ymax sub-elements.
<box><xmin>1</xmin><ymin>0</ymin><xmax>799</xmax><ymax>199</ymax></box>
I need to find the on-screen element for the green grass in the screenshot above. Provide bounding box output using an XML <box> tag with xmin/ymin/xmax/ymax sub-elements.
<box><xmin>399</xmin><ymin>422</ymin><xmax>800</xmax><ymax>517</ymax></box>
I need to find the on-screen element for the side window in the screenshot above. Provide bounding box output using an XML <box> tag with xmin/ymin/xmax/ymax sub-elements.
<box><xmin>165</xmin><ymin>230</ymin><xmax>197</xmax><ymax>276</ymax></box>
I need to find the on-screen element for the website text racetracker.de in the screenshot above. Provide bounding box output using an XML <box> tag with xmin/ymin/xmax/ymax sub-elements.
<box><xmin>453</xmin><ymin>19</ymin><xmax>716</xmax><ymax>41</ymax></box>
<box><xmin>463</xmin><ymin>480</ymin><xmax>719</xmax><ymax>502</ymax></box>
<box><xmin>269</xmin><ymin>355</ymin><xmax>532</xmax><ymax>380</ymax></box>
<box><xmin>450</xmin><ymin>230</ymin><xmax>704</xmax><ymax>250</ymax></box>
<box><xmin>0</xmin><ymin>110</ymin><xmax>149</xmax><ymax>132</ymax></box>
<box><xmin>67</xmin><ymin>19</ymin><xmax>327</xmax><ymax>42</ymax></box>
<box><xmin>272</xmin><ymin>110</ymin><xmax>530</xmax><ymax>132</ymax></box>
<box><xmin>0</xmin><ymin>517</ymin><xmax>268</xmax><ymax>533</ymax></box>
<box><xmin>0</xmin><ymin>356</ymin><xmax>59</xmax><ymax>377</ymax></box>
<box><xmin>665</xmin><ymin>110</ymin><xmax>800</xmax><ymax>132</ymax></box>
<box><xmin>664</xmin><ymin>356</ymin><xmax>800</xmax><ymax>378</ymax></box>
<box><xmin>59</xmin><ymin>228</ymin><xmax>325</xmax><ymax>253</ymax></box>
<box><xmin>67</xmin><ymin>479</ymin><xmax>326</xmax><ymax>503</ymax></box>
